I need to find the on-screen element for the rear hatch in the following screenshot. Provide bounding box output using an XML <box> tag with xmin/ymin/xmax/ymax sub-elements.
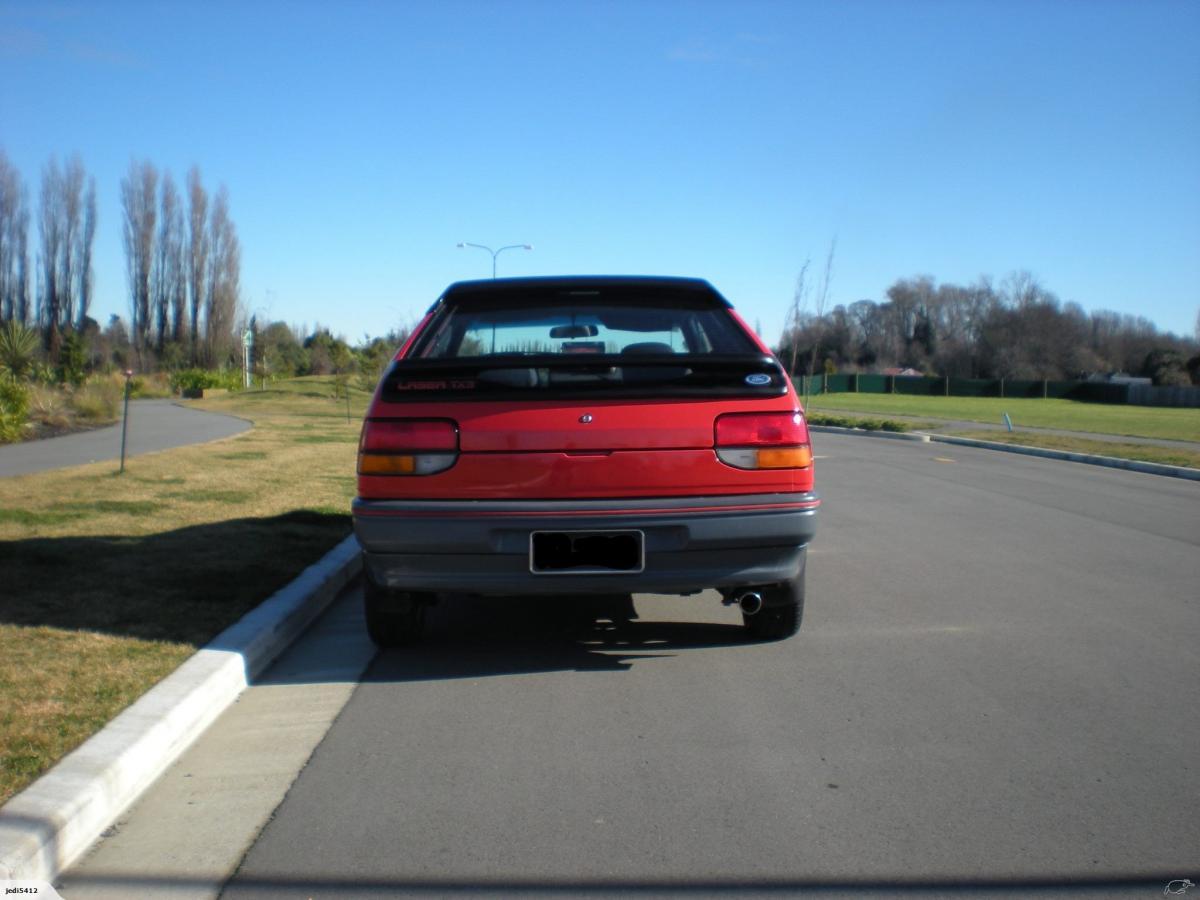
<box><xmin>382</xmin><ymin>354</ymin><xmax>789</xmax><ymax>452</ymax></box>
<box><xmin>359</xmin><ymin>278</ymin><xmax>813</xmax><ymax>499</ymax></box>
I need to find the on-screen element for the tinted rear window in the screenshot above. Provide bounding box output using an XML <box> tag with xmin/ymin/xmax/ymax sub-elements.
<box><xmin>383</xmin><ymin>285</ymin><xmax>786</xmax><ymax>401</ymax></box>
<box><xmin>411</xmin><ymin>296</ymin><xmax>757</xmax><ymax>359</ymax></box>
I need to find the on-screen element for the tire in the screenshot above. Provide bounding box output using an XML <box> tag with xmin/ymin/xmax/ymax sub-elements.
<box><xmin>742</xmin><ymin>572</ymin><xmax>804</xmax><ymax>641</ymax></box>
<box><xmin>363</xmin><ymin>567</ymin><xmax>428</xmax><ymax>648</ymax></box>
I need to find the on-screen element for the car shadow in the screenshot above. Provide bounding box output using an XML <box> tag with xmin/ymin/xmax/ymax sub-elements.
<box><xmin>364</xmin><ymin>591</ymin><xmax>756</xmax><ymax>684</ymax></box>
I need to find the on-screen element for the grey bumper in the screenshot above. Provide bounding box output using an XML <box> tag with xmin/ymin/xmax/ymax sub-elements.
<box><xmin>353</xmin><ymin>493</ymin><xmax>818</xmax><ymax>596</ymax></box>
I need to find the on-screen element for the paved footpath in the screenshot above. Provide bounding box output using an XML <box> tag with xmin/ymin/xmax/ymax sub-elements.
<box><xmin>0</xmin><ymin>400</ymin><xmax>251</xmax><ymax>477</ymax></box>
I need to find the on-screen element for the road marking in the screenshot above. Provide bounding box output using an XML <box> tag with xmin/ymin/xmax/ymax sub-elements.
<box><xmin>933</xmin><ymin>456</ymin><xmax>957</xmax><ymax>463</ymax></box>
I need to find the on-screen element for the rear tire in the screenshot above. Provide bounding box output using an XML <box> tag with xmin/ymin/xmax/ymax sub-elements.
<box><xmin>363</xmin><ymin>567</ymin><xmax>428</xmax><ymax>647</ymax></box>
<box><xmin>742</xmin><ymin>572</ymin><xmax>804</xmax><ymax>641</ymax></box>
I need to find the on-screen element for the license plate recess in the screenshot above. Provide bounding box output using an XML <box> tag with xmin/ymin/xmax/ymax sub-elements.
<box><xmin>530</xmin><ymin>530</ymin><xmax>644</xmax><ymax>574</ymax></box>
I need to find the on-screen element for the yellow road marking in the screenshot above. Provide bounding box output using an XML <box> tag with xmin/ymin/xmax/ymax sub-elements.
<box><xmin>933</xmin><ymin>456</ymin><xmax>957</xmax><ymax>463</ymax></box>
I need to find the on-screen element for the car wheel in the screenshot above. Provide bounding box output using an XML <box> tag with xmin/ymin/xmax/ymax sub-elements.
<box><xmin>742</xmin><ymin>573</ymin><xmax>804</xmax><ymax>641</ymax></box>
<box><xmin>363</xmin><ymin>568</ymin><xmax>428</xmax><ymax>647</ymax></box>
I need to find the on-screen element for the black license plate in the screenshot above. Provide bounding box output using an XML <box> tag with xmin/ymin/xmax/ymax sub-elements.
<box><xmin>530</xmin><ymin>530</ymin><xmax>645</xmax><ymax>574</ymax></box>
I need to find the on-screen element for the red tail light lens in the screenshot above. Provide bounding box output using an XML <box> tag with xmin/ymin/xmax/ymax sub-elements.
<box><xmin>714</xmin><ymin>412</ymin><xmax>812</xmax><ymax>470</ymax></box>
<box><xmin>359</xmin><ymin>419</ymin><xmax>458</xmax><ymax>476</ymax></box>
<box><xmin>360</xmin><ymin>419</ymin><xmax>458</xmax><ymax>453</ymax></box>
<box><xmin>715</xmin><ymin>412</ymin><xmax>808</xmax><ymax>447</ymax></box>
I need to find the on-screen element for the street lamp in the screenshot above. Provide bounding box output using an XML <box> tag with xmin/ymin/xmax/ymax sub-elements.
<box><xmin>457</xmin><ymin>242</ymin><xmax>533</xmax><ymax>278</ymax></box>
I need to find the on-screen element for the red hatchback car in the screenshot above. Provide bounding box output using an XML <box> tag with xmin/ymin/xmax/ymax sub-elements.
<box><xmin>353</xmin><ymin>276</ymin><xmax>819</xmax><ymax>645</ymax></box>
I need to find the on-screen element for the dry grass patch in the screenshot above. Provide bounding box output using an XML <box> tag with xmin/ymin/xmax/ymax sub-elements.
<box><xmin>0</xmin><ymin>382</ymin><xmax>370</xmax><ymax>804</ymax></box>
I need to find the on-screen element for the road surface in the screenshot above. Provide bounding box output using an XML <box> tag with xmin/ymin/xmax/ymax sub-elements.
<box><xmin>60</xmin><ymin>434</ymin><xmax>1200</xmax><ymax>898</ymax></box>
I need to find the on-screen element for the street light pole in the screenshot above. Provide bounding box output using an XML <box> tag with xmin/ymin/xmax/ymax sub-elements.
<box><xmin>457</xmin><ymin>242</ymin><xmax>533</xmax><ymax>278</ymax></box>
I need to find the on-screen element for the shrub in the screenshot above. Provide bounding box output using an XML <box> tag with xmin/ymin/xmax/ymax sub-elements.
<box><xmin>70</xmin><ymin>379</ymin><xmax>122</xmax><ymax>422</ymax></box>
<box><xmin>169</xmin><ymin>368</ymin><xmax>243</xmax><ymax>394</ymax></box>
<box><xmin>29</xmin><ymin>361</ymin><xmax>57</xmax><ymax>385</ymax></box>
<box><xmin>0</xmin><ymin>378</ymin><xmax>30</xmax><ymax>443</ymax></box>
<box><xmin>0</xmin><ymin>321</ymin><xmax>40</xmax><ymax>381</ymax></box>
<box><xmin>129</xmin><ymin>372</ymin><xmax>173</xmax><ymax>399</ymax></box>
<box><xmin>27</xmin><ymin>384</ymin><xmax>70</xmax><ymax>431</ymax></box>
<box><xmin>57</xmin><ymin>331</ymin><xmax>88</xmax><ymax>387</ymax></box>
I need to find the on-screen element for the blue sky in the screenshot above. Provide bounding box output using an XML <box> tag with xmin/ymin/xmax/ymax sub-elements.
<box><xmin>2</xmin><ymin>0</ymin><xmax>1198</xmax><ymax>345</ymax></box>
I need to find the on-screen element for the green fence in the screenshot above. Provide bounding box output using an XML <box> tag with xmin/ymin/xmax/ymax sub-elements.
<box><xmin>798</xmin><ymin>374</ymin><xmax>1131</xmax><ymax>404</ymax></box>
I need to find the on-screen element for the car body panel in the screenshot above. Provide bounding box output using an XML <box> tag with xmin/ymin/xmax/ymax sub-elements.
<box><xmin>354</xmin><ymin>275</ymin><xmax>818</xmax><ymax>609</ymax></box>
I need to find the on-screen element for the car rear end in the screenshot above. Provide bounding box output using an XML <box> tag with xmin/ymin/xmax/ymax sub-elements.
<box><xmin>353</xmin><ymin>276</ymin><xmax>818</xmax><ymax>644</ymax></box>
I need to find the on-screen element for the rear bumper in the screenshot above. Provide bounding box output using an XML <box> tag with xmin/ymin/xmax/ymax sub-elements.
<box><xmin>353</xmin><ymin>493</ymin><xmax>818</xmax><ymax>596</ymax></box>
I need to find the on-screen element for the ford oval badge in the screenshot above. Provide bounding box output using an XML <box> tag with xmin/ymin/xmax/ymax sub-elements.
<box><xmin>745</xmin><ymin>373</ymin><xmax>772</xmax><ymax>386</ymax></box>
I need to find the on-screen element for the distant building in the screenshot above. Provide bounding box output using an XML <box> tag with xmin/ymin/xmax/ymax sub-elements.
<box><xmin>879</xmin><ymin>367</ymin><xmax>924</xmax><ymax>377</ymax></box>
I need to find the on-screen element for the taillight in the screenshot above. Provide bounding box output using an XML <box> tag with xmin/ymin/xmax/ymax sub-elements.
<box><xmin>714</xmin><ymin>412</ymin><xmax>813</xmax><ymax>470</ymax></box>
<box><xmin>358</xmin><ymin>418</ymin><xmax>458</xmax><ymax>476</ymax></box>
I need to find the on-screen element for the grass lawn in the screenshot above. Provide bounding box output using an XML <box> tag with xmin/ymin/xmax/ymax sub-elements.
<box><xmin>804</xmin><ymin>393</ymin><xmax>1200</xmax><ymax>443</ymax></box>
<box><xmin>0</xmin><ymin>379</ymin><xmax>370</xmax><ymax>806</ymax></box>
<box><xmin>951</xmin><ymin>430</ymin><xmax>1200</xmax><ymax>469</ymax></box>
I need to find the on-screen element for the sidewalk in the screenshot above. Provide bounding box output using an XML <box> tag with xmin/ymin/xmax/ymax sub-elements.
<box><xmin>0</xmin><ymin>400</ymin><xmax>251</xmax><ymax>478</ymax></box>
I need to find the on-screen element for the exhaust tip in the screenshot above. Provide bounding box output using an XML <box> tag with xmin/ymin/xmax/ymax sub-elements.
<box><xmin>738</xmin><ymin>591</ymin><xmax>764</xmax><ymax>616</ymax></box>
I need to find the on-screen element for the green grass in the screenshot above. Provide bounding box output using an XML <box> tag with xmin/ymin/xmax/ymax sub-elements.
<box><xmin>0</xmin><ymin>508</ymin><xmax>88</xmax><ymax>526</ymax></box>
<box><xmin>804</xmin><ymin>393</ymin><xmax>1200</xmax><ymax>442</ymax></box>
<box><xmin>54</xmin><ymin>499</ymin><xmax>162</xmax><ymax>516</ymax></box>
<box><xmin>806</xmin><ymin>412</ymin><xmax>911</xmax><ymax>432</ymax></box>
<box><xmin>0</xmin><ymin>378</ymin><xmax>367</xmax><ymax>805</ymax></box>
<box><xmin>162</xmin><ymin>489</ymin><xmax>254</xmax><ymax>503</ymax></box>
<box><xmin>952</xmin><ymin>430</ymin><xmax>1200</xmax><ymax>469</ymax></box>
<box><xmin>291</xmin><ymin>433</ymin><xmax>358</xmax><ymax>444</ymax></box>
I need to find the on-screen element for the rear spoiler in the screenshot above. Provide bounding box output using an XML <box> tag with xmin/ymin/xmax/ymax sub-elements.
<box><xmin>380</xmin><ymin>353</ymin><xmax>790</xmax><ymax>401</ymax></box>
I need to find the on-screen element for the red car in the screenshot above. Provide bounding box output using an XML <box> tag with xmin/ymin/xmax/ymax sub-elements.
<box><xmin>353</xmin><ymin>276</ymin><xmax>819</xmax><ymax>645</ymax></box>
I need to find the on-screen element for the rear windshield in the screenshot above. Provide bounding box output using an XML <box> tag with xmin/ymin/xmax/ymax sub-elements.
<box><xmin>411</xmin><ymin>297</ymin><xmax>757</xmax><ymax>359</ymax></box>
<box><xmin>384</xmin><ymin>290</ymin><xmax>785</xmax><ymax>401</ymax></box>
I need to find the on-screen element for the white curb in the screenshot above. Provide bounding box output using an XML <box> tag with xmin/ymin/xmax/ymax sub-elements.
<box><xmin>0</xmin><ymin>534</ymin><xmax>363</xmax><ymax>883</ymax></box>
<box><xmin>926</xmin><ymin>434</ymin><xmax>1200</xmax><ymax>482</ymax></box>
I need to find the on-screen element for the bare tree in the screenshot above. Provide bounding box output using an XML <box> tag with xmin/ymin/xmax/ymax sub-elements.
<box><xmin>57</xmin><ymin>155</ymin><xmax>87</xmax><ymax>330</ymax></box>
<box><xmin>186</xmin><ymin>167</ymin><xmax>209</xmax><ymax>362</ymax></box>
<box><xmin>783</xmin><ymin>259</ymin><xmax>811</xmax><ymax>377</ymax></box>
<box><xmin>38</xmin><ymin>158</ymin><xmax>64</xmax><ymax>355</ymax></box>
<box><xmin>121</xmin><ymin>160</ymin><xmax>158</xmax><ymax>359</ymax></box>
<box><xmin>204</xmin><ymin>185</ymin><xmax>240</xmax><ymax>365</ymax></box>
<box><xmin>152</xmin><ymin>172</ymin><xmax>185</xmax><ymax>352</ymax></box>
<box><xmin>78</xmin><ymin>175</ymin><xmax>96</xmax><ymax>330</ymax></box>
<box><xmin>0</xmin><ymin>150</ymin><xmax>27</xmax><ymax>323</ymax></box>
<box><xmin>804</xmin><ymin>238</ymin><xmax>837</xmax><ymax>401</ymax></box>
<box><xmin>15</xmin><ymin>200</ymin><xmax>30</xmax><ymax>325</ymax></box>
<box><xmin>35</xmin><ymin>155</ymin><xmax>96</xmax><ymax>348</ymax></box>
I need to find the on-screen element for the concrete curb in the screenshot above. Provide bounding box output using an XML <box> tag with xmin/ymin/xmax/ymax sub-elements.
<box><xmin>0</xmin><ymin>534</ymin><xmax>363</xmax><ymax>882</ymax></box>
<box><xmin>925</xmin><ymin>434</ymin><xmax>1200</xmax><ymax>482</ymax></box>
<box><xmin>809</xmin><ymin>424</ymin><xmax>931</xmax><ymax>443</ymax></box>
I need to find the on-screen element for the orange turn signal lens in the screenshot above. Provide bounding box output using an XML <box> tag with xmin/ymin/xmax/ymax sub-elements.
<box><xmin>756</xmin><ymin>446</ymin><xmax>813</xmax><ymax>469</ymax></box>
<box><xmin>358</xmin><ymin>454</ymin><xmax>417</xmax><ymax>475</ymax></box>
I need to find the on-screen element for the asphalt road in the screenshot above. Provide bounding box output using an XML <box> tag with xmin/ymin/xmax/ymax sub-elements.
<box><xmin>61</xmin><ymin>434</ymin><xmax>1200</xmax><ymax>898</ymax></box>
<box><xmin>0</xmin><ymin>399</ymin><xmax>250</xmax><ymax>477</ymax></box>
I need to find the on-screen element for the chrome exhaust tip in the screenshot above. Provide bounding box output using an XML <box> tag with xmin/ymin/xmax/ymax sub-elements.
<box><xmin>737</xmin><ymin>591</ymin><xmax>764</xmax><ymax>616</ymax></box>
